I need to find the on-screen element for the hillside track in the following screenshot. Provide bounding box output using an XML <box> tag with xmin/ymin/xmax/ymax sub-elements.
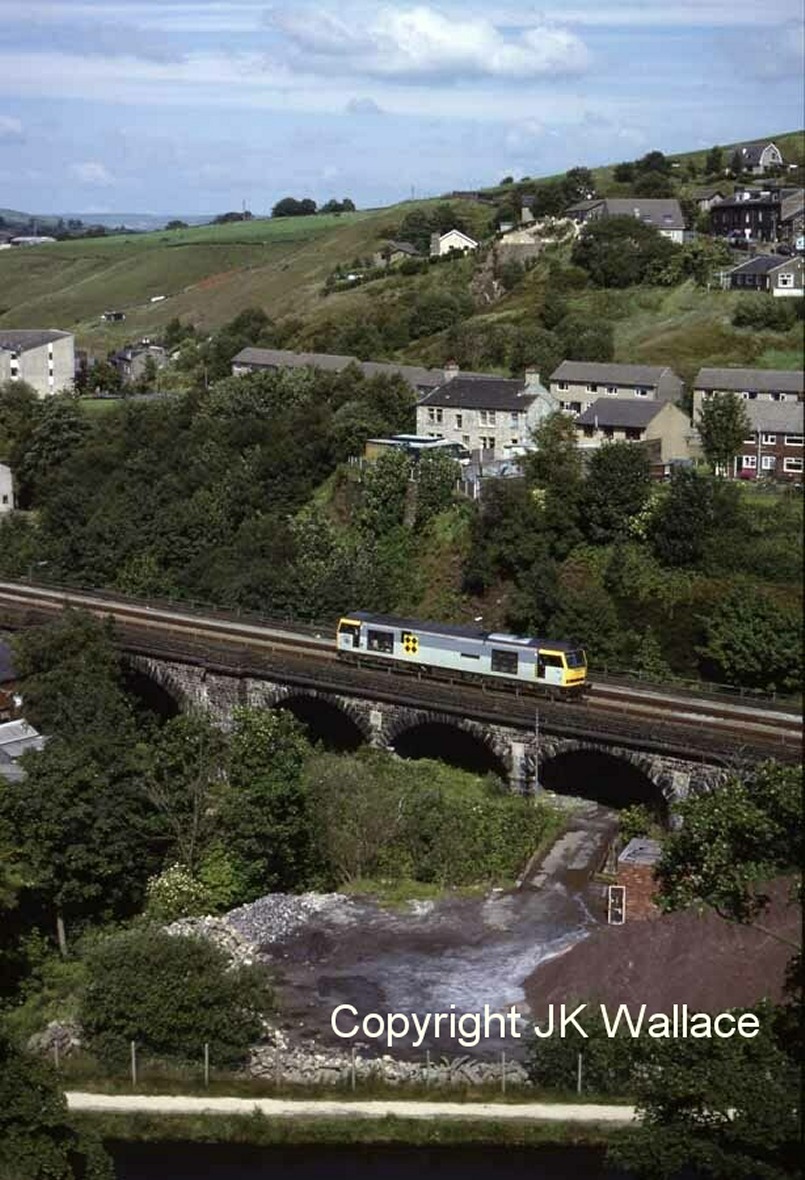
<box><xmin>0</xmin><ymin>581</ymin><xmax>800</xmax><ymax>763</ymax></box>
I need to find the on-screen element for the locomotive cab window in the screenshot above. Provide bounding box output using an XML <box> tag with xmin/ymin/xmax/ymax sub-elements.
<box><xmin>491</xmin><ymin>649</ymin><xmax>518</xmax><ymax>674</ymax></box>
<box><xmin>565</xmin><ymin>649</ymin><xmax>586</xmax><ymax>668</ymax></box>
<box><xmin>536</xmin><ymin>652</ymin><xmax>564</xmax><ymax>678</ymax></box>
<box><xmin>367</xmin><ymin>629</ymin><xmax>394</xmax><ymax>653</ymax></box>
<box><xmin>338</xmin><ymin>621</ymin><xmax>361</xmax><ymax>648</ymax></box>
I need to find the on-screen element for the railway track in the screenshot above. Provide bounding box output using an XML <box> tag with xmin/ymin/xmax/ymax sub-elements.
<box><xmin>0</xmin><ymin>580</ymin><xmax>801</xmax><ymax>760</ymax></box>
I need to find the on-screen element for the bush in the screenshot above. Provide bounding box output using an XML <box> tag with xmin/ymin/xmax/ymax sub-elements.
<box><xmin>80</xmin><ymin>926</ymin><xmax>271</xmax><ymax>1069</ymax></box>
<box><xmin>145</xmin><ymin>864</ymin><xmax>213</xmax><ymax>922</ymax></box>
<box><xmin>732</xmin><ymin>298</ymin><xmax>798</xmax><ymax>331</ymax></box>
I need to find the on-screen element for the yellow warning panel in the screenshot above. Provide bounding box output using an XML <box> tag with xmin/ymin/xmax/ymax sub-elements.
<box><xmin>402</xmin><ymin>632</ymin><xmax>419</xmax><ymax>655</ymax></box>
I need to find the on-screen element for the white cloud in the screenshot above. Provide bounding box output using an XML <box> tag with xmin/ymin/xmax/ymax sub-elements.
<box><xmin>267</xmin><ymin>5</ymin><xmax>591</xmax><ymax>79</ymax></box>
<box><xmin>345</xmin><ymin>96</ymin><xmax>384</xmax><ymax>115</ymax></box>
<box><xmin>70</xmin><ymin>160</ymin><xmax>116</xmax><ymax>186</ymax></box>
<box><xmin>0</xmin><ymin>113</ymin><xmax>23</xmax><ymax>139</ymax></box>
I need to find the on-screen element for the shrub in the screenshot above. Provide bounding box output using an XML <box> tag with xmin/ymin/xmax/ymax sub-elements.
<box><xmin>80</xmin><ymin>926</ymin><xmax>271</xmax><ymax>1069</ymax></box>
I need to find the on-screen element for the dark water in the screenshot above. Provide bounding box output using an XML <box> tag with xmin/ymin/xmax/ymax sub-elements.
<box><xmin>109</xmin><ymin>1142</ymin><xmax>631</xmax><ymax>1179</ymax></box>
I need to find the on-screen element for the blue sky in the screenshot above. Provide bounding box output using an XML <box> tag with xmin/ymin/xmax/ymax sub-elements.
<box><xmin>0</xmin><ymin>0</ymin><xmax>802</xmax><ymax>215</ymax></box>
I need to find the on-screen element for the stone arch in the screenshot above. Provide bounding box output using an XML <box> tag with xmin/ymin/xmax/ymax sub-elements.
<box><xmin>538</xmin><ymin>741</ymin><xmax>670</xmax><ymax>821</ymax></box>
<box><xmin>122</xmin><ymin>655</ymin><xmax>189</xmax><ymax>719</ymax></box>
<box><xmin>384</xmin><ymin>710</ymin><xmax>510</xmax><ymax>781</ymax></box>
<box><xmin>267</xmin><ymin>687</ymin><xmax>372</xmax><ymax>751</ymax></box>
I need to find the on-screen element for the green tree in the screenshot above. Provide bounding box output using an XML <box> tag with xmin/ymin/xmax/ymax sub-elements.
<box><xmin>611</xmin><ymin>1009</ymin><xmax>801</xmax><ymax>1180</ymax></box>
<box><xmin>649</xmin><ymin>468</ymin><xmax>742</xmax><ymax>568</ymax></box>
<box><xmin>13</xmin><ymin>397</ymin><xmax>89</xmax><ymax>508</ymax></box>
<box><xmin>704</xmin><ymin>145</ymin><xmax>723</xmax><ymax>175</ymax></box>
<box><xmin>583</xmin><ymin>442</ymin><xmax>652</xmax><ymax>543</ymax></box>
<box><xmin>0</xmin><ymin>1027</ymin><xmax>112</xmax><ymax>1179</ymax></box>
<box><xmin>697</xmin><ymin>391</ymin><xmax>751</xmax><ymax>475</ymax></box>
<box><xmin>0</xmin><ymin>379</ymin><xmax>39</xmax><ymax>461</ymax></box>
<box><xmin>571</xmin><ymin>216</ymin><xmax>679</xmax><ymax>288</ymax></box>
<box><xmin>80</xmin><ymin>926</ymin><xmax>271</xmax><ymax>1069</ymax></box>
<box><xmin>655</xmin><ymin>762</ymin><xmax>802</xmax><ymax>924</ymax></box>
<box><xmin>359</xmin><ymin>449</ymin><xmax>411</xmax><ymax>535</ymax></box>
<box><xmin>414</xmin><ymin>450</ymin><xmax>458</xmax><ymax>528</ymax></box>
<box><xmin>221</xmin><ymin>708</ymin><xmax>316</xmax><ymax>900</ymax></box>
<box><xmin>697</xmin><ymin>586</ymin><xmax>802</xmax><ymax>693</ymax></box>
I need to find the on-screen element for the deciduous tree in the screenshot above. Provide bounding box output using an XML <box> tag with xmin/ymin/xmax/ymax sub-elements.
<box><xmin>696</xmin><ymin>391</ymin><xmax>751</xmax><ymax>475</ymax></box>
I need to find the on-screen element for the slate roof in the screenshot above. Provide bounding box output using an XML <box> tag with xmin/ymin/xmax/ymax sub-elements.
<box><xmin>743</xmin><ymin>401</ymin><xmax>804</xmax><ymax>433</ymax></box>
<box><xmin>232</xmin><ymin>347</ymin><xmax>358</xmax><ymax>373</ymax></box>
<box><xmin>726</xmin><ymin>254</ymin><xmax>794</xmax><ymax>276</ymax></box>
<box><xmin>694</xmin><ymin>368</ymin><xmax>804</xmax><ymax>395</ymax></box>
<box><xmin>385</xmin><ymin>240</ymin><xmax>419</xmax><ymax>255</ymax></box>
<box><xmin>0</xmin><ymin>329</ymin><xmax>72</xmax><ymax>353</ymax></box>
<box><xmin>419</xmin><ymin>375</ymin><xmax>534</xmax><ymax>411</ymax></box>
<box><xmin>600</xmin><ymin>199</ymin><xmax>684</xmax><ymax>231</ymax></box>
<box><xmin>577</xmin><ymin>399</ymin><xmax>664</xmax><ymax>429</ymax></box>
<box><xmin>551</xmin><ymin>361</ymin><xmax>681</xmax><ymax>389</ymax></box>
<box><xmin>737</xmin><ymin>142</ymin><xmax>779</xmax><ymax>167</ymax></box>
<box><xmin>781</xmin><ymin>190</ymin><xmax>804</xmax><ymax>222</ymax></box>
<box><xmin>361</xmin><ymin>361</ymin><xmax>442</xmax><ymax>389</ymax></box>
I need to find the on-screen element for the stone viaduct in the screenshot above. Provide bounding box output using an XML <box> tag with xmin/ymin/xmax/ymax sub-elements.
<box><xmin>129</xmin><ymin>656</ymin><xmax>725</xmax><ymax>813</ymax></box>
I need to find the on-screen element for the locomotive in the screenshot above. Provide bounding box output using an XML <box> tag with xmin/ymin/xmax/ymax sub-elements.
<box><xmin>336</xmin><ymin>611</ymin><xmax>587</xmax><ymax>697</ymax></box>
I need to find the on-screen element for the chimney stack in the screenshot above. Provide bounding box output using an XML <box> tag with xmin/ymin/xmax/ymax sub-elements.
<box><xmin>443</xmin><ymin>360</ymin><xmax>460</xmax><ymax>382</ymax></box>
<box><xmin>523</xmin><ymin>367</ymin><xmax>542</xmax><ymax>392</ymax></box>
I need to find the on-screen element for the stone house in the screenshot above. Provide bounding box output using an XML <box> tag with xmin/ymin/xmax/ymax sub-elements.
<box><xmin>109</xmin><ymin>341</ymin><xmax>167</xmax><ymax>385</ymax></box>
<box><xmin>550</xmin><ymin>361</ymin><xmax>684</xmax><ymax>418</ymax></box>
<box><xmin>429</xmin><ymin>228</ymin><xmax>479</xmax><ymax>257</ymax></box>
<box><xmin>691</xmin><ymin>187</ymin><xmax>727</xmax><ymax>212</ymax></box>
<box><xmin>373</xmin><ymin>240</ymin><xmax>420</xmax><ymax>267</ymax></box>
<box><xmin>231</xmin><ymin>346</ymin><xmax>449</xmax><ymax>397</ymax></box>
<box><xmin>565</xmin><ymin>198</ymin><xmax>685</xmax><ymax>243</ymax></box>
<box><xmin>576</xmin><ymin>399</ymin><xmax>694</xmax><ymax>466</ymax></box>
<box><xmin>416</xmin><ymin>369</ymin><xmax>557</xmax><ymax>457</ymax></box>
<box><xmin>710</xmin><ymin>186</ymin><xmax>803</xmax><ymax>243</ymax></box>
<box><xmin>720</xmin><ymin>254</ymin><xmax>804</xmax><ymax>297</ymax></box>
<box><xmin>0</xmin><ymin>329</ymin><xmax>75</xmax><ymax>397</ymax></box>
<box><xmin>692</xmin><ymin>367</ymin><xmax>804</xmax><ymax>419</ymax></box>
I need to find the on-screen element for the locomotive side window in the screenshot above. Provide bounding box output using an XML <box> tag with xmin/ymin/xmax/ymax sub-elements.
<box><xmin>367</xmin><ymin>629</ymin><xmax>394</xmax><ymax>654</ymax></box>
<box><xmin>491</xmin><ymin>649</ymin><xmax>518</xmax><ymax>674</ymax></box>
<box><xmin>536</xmin><ymin>652</ymin><xmax>563</xmax><ymax>679</ymax></box>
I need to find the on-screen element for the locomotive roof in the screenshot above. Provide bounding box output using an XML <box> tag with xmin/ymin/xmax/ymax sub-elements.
<box><xmin>344</xmin><ymin>611</ymin><xmax>579</xmax><ymax>651</ymax></box>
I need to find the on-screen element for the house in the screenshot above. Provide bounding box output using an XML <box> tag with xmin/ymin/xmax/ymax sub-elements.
<box><xmin>109</xmin><ymin>341</ymin><xmax>168</xmax><ymax>385</ymax></box>
<box><xmin>231</xmin><ymin>346</ymin><xmax>449</xmax><ymax>397</ymax></box>
<box><xmin>710</xmin><ymin>187</ymin><xmax>804</xmax><ymax>243</ymax></box>
<box><xmin>720</xmin><ymin>254</ymin><xmax>803</xmax><ymax>297</ymax></box>
<box><xmin>0</xmin><ymin>330</ymin><xmax>75</xmax><ymax>397</ymax></box>
<box><xmin>692</xmin><ymin>367</ymin><xmax>804</xmax><ymax>418</ymax></box>
<box><xmin>374</xmin><ymin>240</ymin><xmax>420</xmax><ymax>267</ymax></box>
<box><xmin>780</xmin><ymin>189</ymin><xmax>804</xmax><ymax>245</ymax></box>
<box><xmin>549</xmin><ymin>361</ymin><xmax>684</xmax><ymax>417</ymax></box>
<box><xmin>575</xmin><ymin>399</ymin><xmax>694</xmax><ymax>467</ymax></box>
<box><xmin>691</xmin><ymin>187</ymin><xmax>727</xmax><ymax>212</ymax></box>
<box><xmin>429</xmin><ymin>228</ymin><xmax>479</xmax><ymax>257</ymax></box>
<box><xmin>728</xmin><ymin>401</ymin><xmax>804</xmax><ymax>482</ymax></box>
<box><xmin>415</xmin><ymin>369</ymin><xmax>556</xmax><ymax>457</ymax></box>
<box><xmin>0</xmin><ymin>718</ymin><xmax>46</xmax><ymax>784</ymax></box>
<box><xmin>0</xmin><ymin>463</ymin><xmax>14</xmax><ymax>514</ymax></box>
<box><xmin>733</xmin><ymin>141</ymin><xmax>785</xmax><ymax>175</ymax></box>
<box><xmin>565</xmin><ymin>198</ymin><xmax>685</xmax><ymax>243</ymax></box>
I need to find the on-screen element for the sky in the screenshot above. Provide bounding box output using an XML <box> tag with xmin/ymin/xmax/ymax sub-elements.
<box><xmin>0</xmin><ymin>0</ymin><xmax>802</xmax><ymax>216</ymax></box>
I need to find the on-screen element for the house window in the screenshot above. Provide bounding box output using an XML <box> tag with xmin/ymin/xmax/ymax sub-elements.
<box><xmin>585</xmin><ymin>383</ymin><xmax>598</xmax><ymax>393</ymax></box>
<box><xmin>761</xmin><ymin>433</ymin><xmax>777</xmax><ymax>444</ymax></box>
<box><xmin>583</xmin><ymin>426</ymin><xmax>594</xmax><ymax>438</ymax></box>
<box><xmin>462</xmin><ymin>435</ymin><xmax>470</xmax><ymax>448</ymax></box>
<box><xmin>634</xmin><ymin>388</ymin><xmax>649</xmax><ymax>398</ymax></box>
<box><xmin>783</xmin><ymin>457</ymin><xmax>803</xmax><ymax>473</ymax></box>
<box><xmin>455</xmin><ymin>413</ymin><xmax>463</xmax><ymax>428</ymax></box>
<box><xmin>606</xmin><ymin>386</ymin><xmax>618</xmax><ymax>395</ymax></box>
<box><xmin>427</xmin><ymin>407</ymin><xmax>443</xmax><ymax>424</ymax></box>
<box><xmin>743</xmin><ymin>434</ymin><xmax>756</xmax><ymax>444</ymax></box>
<box><xmin>510</xmin><ymin>412</ymin><xmax>519</xmax><ymax>428</ymax></box>
<box><xmin>625</xmin><ymin>428</ymin><xmax>643</xmax><ymax>440</ymax></box>
<box><xmin>603</xmin><ymin>427</ymin><xmax>614</xmax><ymax>439</ymax></box>
<box><xmin>479</xmin><ymin>410</ymin><xmax>496</xmax><ymax>426</ymax></box>
<box><xmin>557</xmin><ymin>381</ymin><xmax>568</xmax><ymax>391</ymax></box>
<box><xmin>1</xmin><ymin>495</ymin><xmax>7</xmax><ymax>505</ymax></box>
<box><xmin>784</xmin><ymin>435</ymin><xmax>803</xmax><ymax>446</ymax></box>
<box><xmin>510</xmin><ymin>438</ymin><xmax>519</xmax><ymax>446</ymax></box>
<box><xmin>480</xmin><ymin>436</ymin><xmax>495</xmax><ymax>452</ymax></box>
<box><xmin>741</xmin><ymin>455</ymin><xmax>757</xmax><ymax>469</ymax></box>
<box><xmin>778</xmin><ymin>273</ymin><xmax>795</xmax><ymax>288</ymax></box>
<box><xmin>761</xmin><ymin>456</ymin><xmax>776</xmax><ymax>471</ymax></box>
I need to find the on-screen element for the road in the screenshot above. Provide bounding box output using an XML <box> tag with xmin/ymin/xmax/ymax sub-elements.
<box><xmin>66</xmin><ymin>1092</ymin><xmax>636</xmax><ymax>1124</ymax></box>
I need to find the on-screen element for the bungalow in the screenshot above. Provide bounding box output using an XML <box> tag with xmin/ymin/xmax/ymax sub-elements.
<box><xmin>731</xmin><ymin>401</ymin><xmax>804</xmax><ymax>482</ymax></box>
<box><xmin>416</xmin><ymin>369</ymin><xmax>557</xmax><ymax>457</ymax></box>
<box><xmin>565</xmin><ymin>198</ymin><xmax>685</xmax><ymax>243</ymax></box>
<box><xmin>549</xmin><ymin>362</ymin><xmax>684</xmax><ymax>417</ymax></box>
<box><xmin>733</xmin><ymin>142</ymin><xmax>785</xmax><ymax>175</ymax></box>
<box><xmin>576</xmin><ymin>399</ymin><xmax>694</xmax><ymax>467</ymax></box>
<box><xmin>720</xmin><ymin>254</ymin><xmax>803</xmax><ymax>297</ymax></box>
<box><xmin>692</xmin><ymin>367</ymin><xmax>804</xmax><ymax>418</ymax></box>
<box><xmin>374</xmin><ymin>240</ymin><xmax>420</xmax><ymax>267</ymax></box>
<box><xmin>429</xmin><ymin>228</ymin><xmax>479</xmax><ymax>257</ymax></box>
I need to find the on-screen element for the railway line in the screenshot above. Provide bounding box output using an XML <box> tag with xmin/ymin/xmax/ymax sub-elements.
<box><xmin>0</xmin><ymin>580</ymin><xmax>801</xmax><ymax>761</ymax></box>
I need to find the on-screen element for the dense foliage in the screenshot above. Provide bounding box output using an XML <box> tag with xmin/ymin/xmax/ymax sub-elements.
<box><xmin>79</xmin><ymin>926</ymin><xmax>271</xmax><ymax>1068</ymax></box>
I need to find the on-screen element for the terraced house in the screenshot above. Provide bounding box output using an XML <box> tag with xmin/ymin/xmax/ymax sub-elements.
<box><xmin>0</xmin><ymin>329</ymin><xmax>75</xmax><ymax>397</ymax></box>
<box><xmin>692</xmin><ymin>367</ymin><xmax>804</xmax><ymax>418</ymax></box>
<box><xmin>416</xmin><ymin>369</ymin><xmax>556</xmax><ymax>457</ymax></box>
<box><xmin>549</xmin><ymin>362</ymin><xmax>684</xmax><ymax>418</ymax></box>
<box><xmin>735</xmin><ymin>401</ymin><xmax>804</xmax><ymax>482</ymax></box>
